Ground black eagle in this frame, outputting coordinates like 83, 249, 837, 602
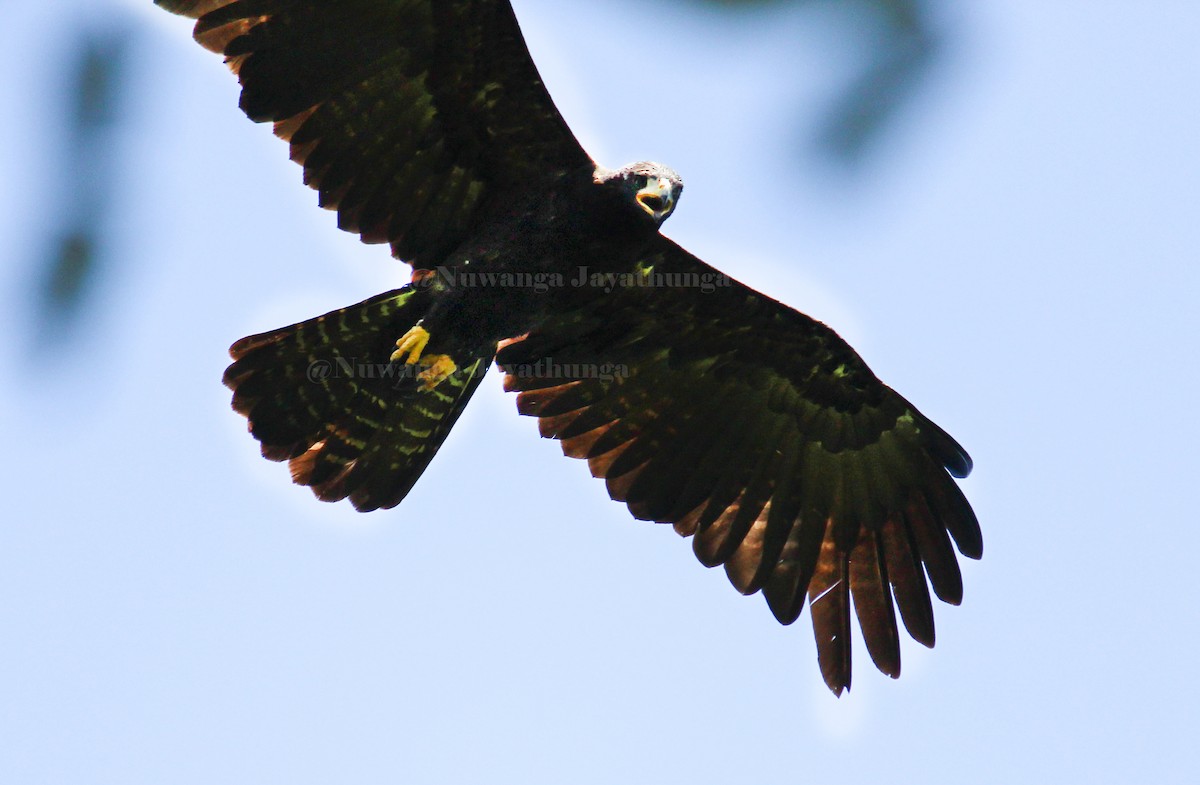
157, 0, 981, 694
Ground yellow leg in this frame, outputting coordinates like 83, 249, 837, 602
389, 324, 456, 390
391, 325, 430, 364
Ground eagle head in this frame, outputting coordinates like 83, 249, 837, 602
597, 162, 684, 227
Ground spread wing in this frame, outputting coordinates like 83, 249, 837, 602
156, 0, 592, 265
495, 238, 981, 694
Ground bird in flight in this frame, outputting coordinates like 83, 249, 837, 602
157, 0, 981, 695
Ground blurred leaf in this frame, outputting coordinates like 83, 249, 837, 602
695, 0, 945, 167
43, 232, 95, 312
816, 0, 940, 164
33, 23, 132, 346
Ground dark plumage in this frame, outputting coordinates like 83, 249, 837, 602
158, 0, 981, 694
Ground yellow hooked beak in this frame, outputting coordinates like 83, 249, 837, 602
635, 177, 676, 221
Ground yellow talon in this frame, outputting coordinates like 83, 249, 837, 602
391, 325, 430, 364
417, 354, 458, 391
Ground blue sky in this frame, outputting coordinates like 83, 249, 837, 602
2, 1, 1197, 783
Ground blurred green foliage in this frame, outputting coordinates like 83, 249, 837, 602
34, 24, 132, 345
702, 0, 942, 163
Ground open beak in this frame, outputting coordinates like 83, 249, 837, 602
636, 177, 676, 221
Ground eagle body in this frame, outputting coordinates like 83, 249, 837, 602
409, 163, 675, 351
159, 0, 982, 695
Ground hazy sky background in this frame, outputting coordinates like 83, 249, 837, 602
2, 1, 1197, 783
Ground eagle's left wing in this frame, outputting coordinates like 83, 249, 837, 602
496, 237, 980, 694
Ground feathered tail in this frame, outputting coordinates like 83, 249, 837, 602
222, 285, 492, 511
